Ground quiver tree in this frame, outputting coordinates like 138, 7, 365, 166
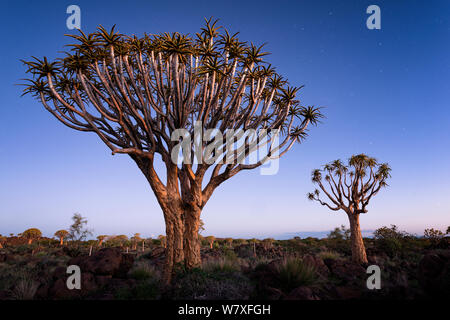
97, 235, 108, 247
131, 233, 142, 250
0, 235, 6, 248
21, 19, 322, 282
21, 228, 42, 245
115, 235, 129, 248
307, 154, 391, 264
54, 229, 69, 245
224, 238, 233, 248
205, 235, 215, 248
158, 235, 167, 248
262, 238, 274, 250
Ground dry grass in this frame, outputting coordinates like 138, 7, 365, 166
10, 275, 39, 300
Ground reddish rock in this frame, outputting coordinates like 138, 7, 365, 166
323, 258, 366, 282
95, 275, 113, 287
265, 287, 285, 300
68, 248, 134, 278
418, 251, 450, 297
48, 272, 98, 299
0, 290, 9, 299
286, 286, 319, 300
335, 286, 362, 300
303, 254, 329, 276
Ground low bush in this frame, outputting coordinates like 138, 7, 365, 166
275, 257, 318, 292
170, 267, 253, 299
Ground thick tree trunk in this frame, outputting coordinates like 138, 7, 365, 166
60, 238, 64, 246
28, 239, 32, 245
183, 205, 202, 269
161, 203, 185, 283
348, 213, 368, 264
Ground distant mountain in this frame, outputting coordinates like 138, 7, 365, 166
275, 229, 374, 240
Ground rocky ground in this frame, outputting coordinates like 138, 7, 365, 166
0, 237, 448, 300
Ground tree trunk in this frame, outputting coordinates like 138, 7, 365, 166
162, 205, 185, 284
60, 238, 64, 246
28, 239, 32, 245
183, 205, 202, 269
348, 213, 368, 264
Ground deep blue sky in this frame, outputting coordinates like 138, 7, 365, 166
0, 0, 449, 239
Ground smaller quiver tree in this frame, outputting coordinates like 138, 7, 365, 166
307, 154, 391, 264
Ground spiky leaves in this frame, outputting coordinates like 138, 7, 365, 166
21, 21, 322, 200
307, 154, 391, 214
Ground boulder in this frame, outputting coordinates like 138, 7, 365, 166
286, 286, 319, 300
418, 251, 450, 297
335, 286, 362, 300
323, 258, 366, 282
302, 254, 329, 276
48, 272, 97, 299
68, 248, 134, 278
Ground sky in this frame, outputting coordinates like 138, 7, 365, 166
0, 0, 449, 239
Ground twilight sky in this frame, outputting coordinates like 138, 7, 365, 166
0, 0, 449, 239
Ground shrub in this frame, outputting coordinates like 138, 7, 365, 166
327, 225, 350, 240
202, 258, 240, 273
115, 279, 160, 300
373, 225, 409, 240
373, 225, 412, 257
317, 250, 341, 260
10, 276, 39, 300
170, 268, 253, 299
423, 228, 445, 241
35, 251, 48, 258
129, 262, 159, 281
276, 257, 317, 292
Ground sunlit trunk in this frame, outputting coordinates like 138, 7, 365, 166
348, 213, 368, 264
162, 203, 185, 284
184, 206, 202, 269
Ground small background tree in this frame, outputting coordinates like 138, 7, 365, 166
97, 235, 108, 247
308, 154, 391, 264
54, 230, 69, 245
131, 233, 142, 250
21, 228, 42, 245
68, 213, 93, 246
205, 236, 215, 249
424, 228, 445, 243
0, 235, 6, 248
327, 225, 350, 241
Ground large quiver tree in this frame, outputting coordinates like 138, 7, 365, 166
21, 19, 322, 282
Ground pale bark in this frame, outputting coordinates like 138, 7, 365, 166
183, 205, 202, 269
348, 213, 368, 264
